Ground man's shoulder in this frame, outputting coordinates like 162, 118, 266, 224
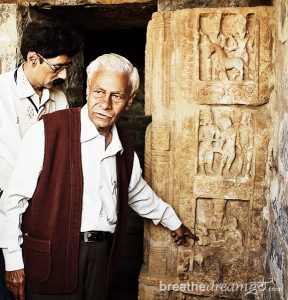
0, 70, 15, 86
44, 107, 80, 116
42, 107, 81, 123
0, 70, 17, 102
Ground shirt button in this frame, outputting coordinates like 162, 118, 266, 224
99, 185, 103, 190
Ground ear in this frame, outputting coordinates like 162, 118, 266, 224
126, 92, 136, 109
27, 51, 38, 67
86, 80, 91, 99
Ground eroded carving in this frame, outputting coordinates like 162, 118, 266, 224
199, 13, 257, 82
197, 12, 261, 105
197, 108, 254, 179
140, 6, 273, 299
193, 198, 247, 272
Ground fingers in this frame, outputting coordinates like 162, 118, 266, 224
171, 225, 199, 245
19, 284, 25, 300
171, 231, 188, 245
5, 269, 25, 300
188, 232, 200, 241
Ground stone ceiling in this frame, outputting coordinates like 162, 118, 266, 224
30, 3, 157, 29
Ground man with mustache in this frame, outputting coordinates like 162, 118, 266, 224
0, 53, 198, 300
0, 20, 81, 299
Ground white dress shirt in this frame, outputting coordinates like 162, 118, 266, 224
0, 65, 68, 193
0, 104, 181, 271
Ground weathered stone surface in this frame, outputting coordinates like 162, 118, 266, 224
158, 0, 272, 11
140, 6, 275, 299
17, 0, 153, 5
267, 1, 288, 299
276, 0, 288, 43
0, 4, 19, 73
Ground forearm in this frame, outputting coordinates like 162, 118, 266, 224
129, 178, 181, 230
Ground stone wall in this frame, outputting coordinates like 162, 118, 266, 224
158, 0, 272, 11
0, 4, 27, 73
266, 1, 288, 299
16, 0, 153, 5
139, 6, 275, 300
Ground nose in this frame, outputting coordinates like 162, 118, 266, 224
100, 94, 112, 110
57, 68, 67, 80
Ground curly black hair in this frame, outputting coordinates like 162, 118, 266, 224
20, 20, 82, 59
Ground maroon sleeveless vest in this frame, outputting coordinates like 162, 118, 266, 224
21, 108, 134, 294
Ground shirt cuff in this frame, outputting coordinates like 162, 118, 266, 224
159, 215, 182, 231
2, 248, 24, 271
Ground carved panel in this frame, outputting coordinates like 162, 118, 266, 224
196, 10, 272, 105
193, 198, 248, 271
140, 6, 274, 300
197, 108, 254, 179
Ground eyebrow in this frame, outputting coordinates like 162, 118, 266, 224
55, 62, 72, 66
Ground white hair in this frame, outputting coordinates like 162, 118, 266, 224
86, 53, 140, 95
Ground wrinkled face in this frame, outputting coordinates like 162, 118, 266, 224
31, 53, 72, 89
87, 68, 134, 136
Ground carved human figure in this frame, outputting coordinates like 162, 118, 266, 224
194, 223, 211, 267
221, 216, 244, 253
237, 112, 253, 177
217, 116, 237, 176
209, 199, 226, 230
198, 109, 220, 175
213, 14, 249, 81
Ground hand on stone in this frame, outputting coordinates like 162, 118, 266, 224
171, 224, 199, 246
5, 269, 25, 300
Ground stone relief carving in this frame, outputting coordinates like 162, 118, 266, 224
197, 12, 262, 105
199, 13, 257, 82
198, 108, 254, 179
140, 7, 273, 299
193, 198, 247, 273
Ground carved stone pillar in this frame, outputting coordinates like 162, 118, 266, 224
139, 6, 274, 299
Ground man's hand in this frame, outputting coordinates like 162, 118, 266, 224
171, 224, 199, 245
5, 269, 25, 300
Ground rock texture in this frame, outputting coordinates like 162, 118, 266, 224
266, 1, 288, 300
0, 4, 20, 73
140, 6, 275, 299
16, 0, 153, 5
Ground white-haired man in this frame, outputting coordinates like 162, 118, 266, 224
0, 53, 198, 300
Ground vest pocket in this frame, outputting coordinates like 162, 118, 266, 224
22, 235, 51, 283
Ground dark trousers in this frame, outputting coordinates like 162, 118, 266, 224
26, 239, 112, 300
0, 250, 14, 300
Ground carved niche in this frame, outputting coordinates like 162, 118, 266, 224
197, 11, 272, 105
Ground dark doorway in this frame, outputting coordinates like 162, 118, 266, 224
31, 3, 156, 299
84, 27, 149, 300
84, 27, 150, 166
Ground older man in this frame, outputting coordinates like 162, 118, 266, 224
0, 20, 81, 299
0, 53, 197, 300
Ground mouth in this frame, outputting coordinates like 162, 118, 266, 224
92, 110, 113, 120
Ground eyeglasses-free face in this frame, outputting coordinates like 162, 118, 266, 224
37, 53, 73, 73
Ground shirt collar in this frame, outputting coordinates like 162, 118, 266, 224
80, 104, 124, 154
16, 64, 51, 103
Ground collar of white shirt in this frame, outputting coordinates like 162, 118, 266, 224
16, 65, 51, 104
80, 104, 124, 155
